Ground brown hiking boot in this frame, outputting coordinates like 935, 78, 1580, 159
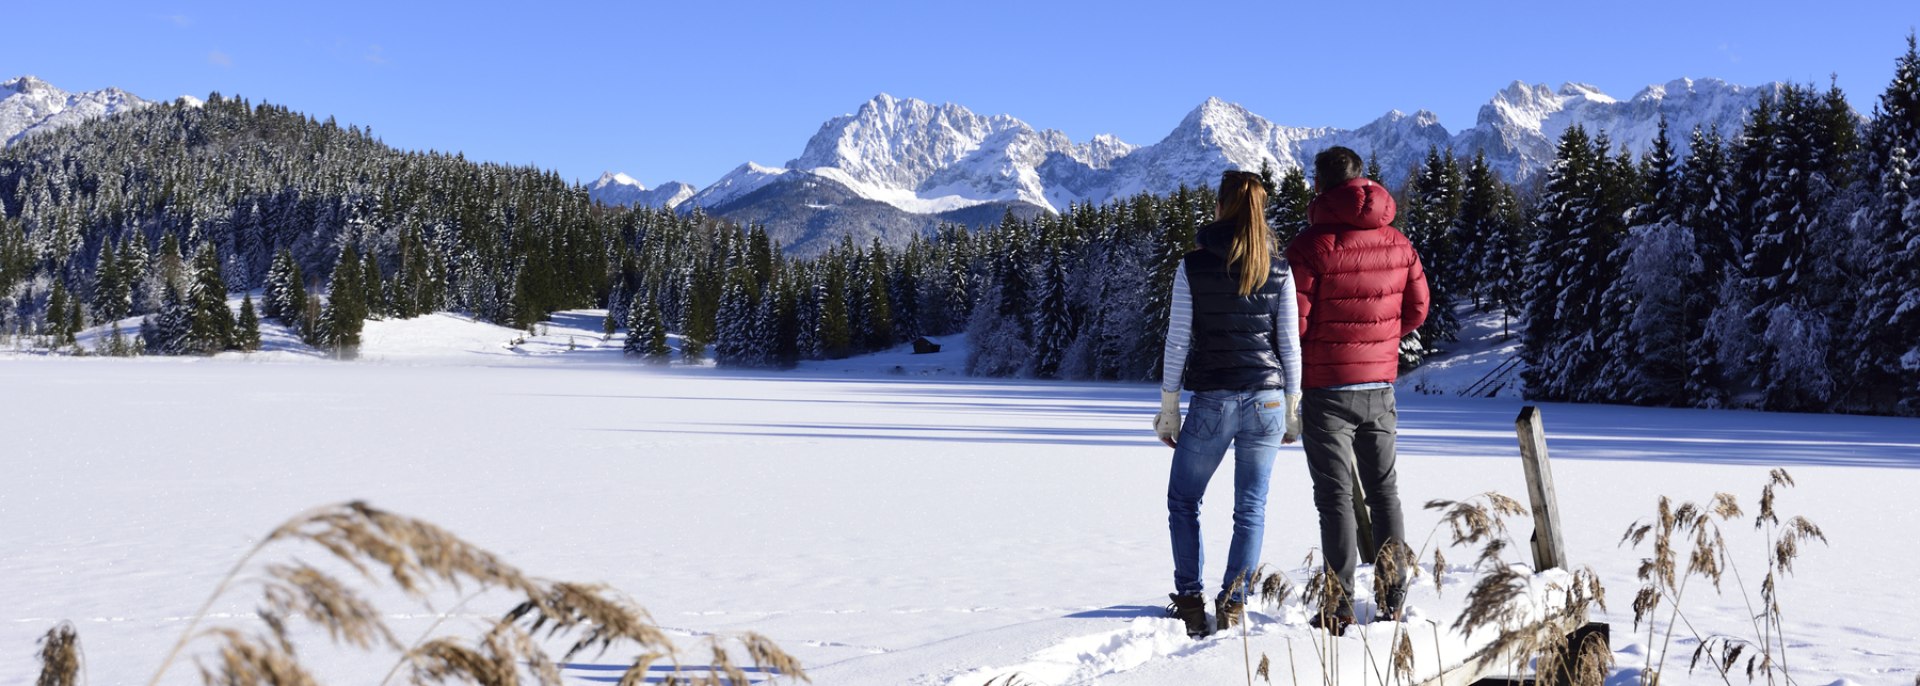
1165, 593, 1210, 638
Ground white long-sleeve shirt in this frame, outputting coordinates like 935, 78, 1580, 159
1160, 261, 1302, 395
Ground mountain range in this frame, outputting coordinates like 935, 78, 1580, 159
2, 74, 1782, 256
597, 78, 1779, 254
0, 75, 187, 146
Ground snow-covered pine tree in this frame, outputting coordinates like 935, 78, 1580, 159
185, 245, 235, 353
1454, 151, 1501, 309
889, 247, 921, 343
1269, 166, 1313, 248
1852, 32, 1920, 414
1678, 126, 1737, 407
45, 280, 74, 346
116, 235, 152, 317
92, 238, 131, 323
1401, 147, 1465, 365
236, 293, 261, 352
624, 290, 669, 364
864, 240, 894, 350
317, 245, 365, 354
713, 265, 756, 367
750, 283, 782, 368
262, 249, 289, 320
817, 260, 851, 359
362, 251, 387, 320
1031, 241, 1073, 379
1741, 84, 1858, 410
143, 282, 192, 355
1521, 125, 1599, 399
1600, 119, 1697, 406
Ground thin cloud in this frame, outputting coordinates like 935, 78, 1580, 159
364, 44, 388, 65
1718, 42, 1742, 64
207, 50, 233, 68
163, 14, 191, 28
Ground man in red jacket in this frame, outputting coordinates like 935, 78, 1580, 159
1283, 146, 1430, 630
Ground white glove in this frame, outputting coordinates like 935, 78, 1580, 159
1284, 392, 1303, 442
1154, 390, 1182, 447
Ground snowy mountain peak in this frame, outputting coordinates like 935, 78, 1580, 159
686, 162, 790, 210
594, 171, 645, 190
586, 170, 699, 209
3, 75, 54, 95
1557, 82, 1616, 103
3, 74, 153, 146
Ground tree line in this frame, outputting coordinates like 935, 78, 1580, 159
3, 35, 1915, 415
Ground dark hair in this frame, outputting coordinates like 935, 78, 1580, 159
1216, 170, 1271, 296
1313, 146, 1365, 189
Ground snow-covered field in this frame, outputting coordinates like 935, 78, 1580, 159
4, 312, 1919, 685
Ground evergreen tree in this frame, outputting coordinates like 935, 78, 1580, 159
143, 282, 192, 355
1521, 125, 1599, 399
625, 290, 670, 364
363, 252, 387, 319
817, 260, 851, 359
1455, 151, 1504, 309
1031, 241, 1073, 378
236, 293, 262, 351
1269, 166, 1314, 247
1680, 126, 1737, 406
46, 280, 74, 346
1599, 120, 1696, 405
1401, 147, 1465, 362
1853, 32, 1920, 414
92, 238, 131, 323
864, 241, 894, 349
1740, 84, 1858, 410
714, 266, 757, 367
185, 245, 235, 353
318, 245, 366, 354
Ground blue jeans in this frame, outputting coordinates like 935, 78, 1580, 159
1167, 388, 1286, 602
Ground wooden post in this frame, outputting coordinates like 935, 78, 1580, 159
1514, 406, 1567, 571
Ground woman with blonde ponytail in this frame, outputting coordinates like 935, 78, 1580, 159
1155, 169, 1303, 638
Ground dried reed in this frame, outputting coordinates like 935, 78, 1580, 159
131, 500, 805, 686
35, 622, 82, 686
1620, 469, 1824, 685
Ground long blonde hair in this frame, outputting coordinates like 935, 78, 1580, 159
1217, 170, 1271, 296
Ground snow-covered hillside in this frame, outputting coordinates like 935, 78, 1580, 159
5, 311, 1918, 685
1, 75, 153, 146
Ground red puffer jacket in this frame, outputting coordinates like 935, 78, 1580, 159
1283, 178, 1430, 389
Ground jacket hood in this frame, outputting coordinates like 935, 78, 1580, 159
1194, 220, 1236, 258
1307, 178, 1396, 230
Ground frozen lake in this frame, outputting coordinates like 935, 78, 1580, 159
4, 341, 1919, 684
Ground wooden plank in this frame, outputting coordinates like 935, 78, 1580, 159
1514, 406, 1568, 571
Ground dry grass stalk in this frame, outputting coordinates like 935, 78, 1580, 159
1621, 469, 1824, 685
1389, 632, 1414, 684
35, 622, 82, 686
258, 562, 399, 654
135, 501, 806, 686
407, 620, 560, 686
194, 628, 321, 686
1256, 652, 1272, 684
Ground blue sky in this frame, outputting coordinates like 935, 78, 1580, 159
4, 1, 1913, 188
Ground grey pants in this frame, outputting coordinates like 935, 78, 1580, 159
1301, 387, 1406, 607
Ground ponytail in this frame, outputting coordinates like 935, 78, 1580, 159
1217, 170, 1271, 296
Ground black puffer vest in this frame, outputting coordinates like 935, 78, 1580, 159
1182, 221, 1290, 392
